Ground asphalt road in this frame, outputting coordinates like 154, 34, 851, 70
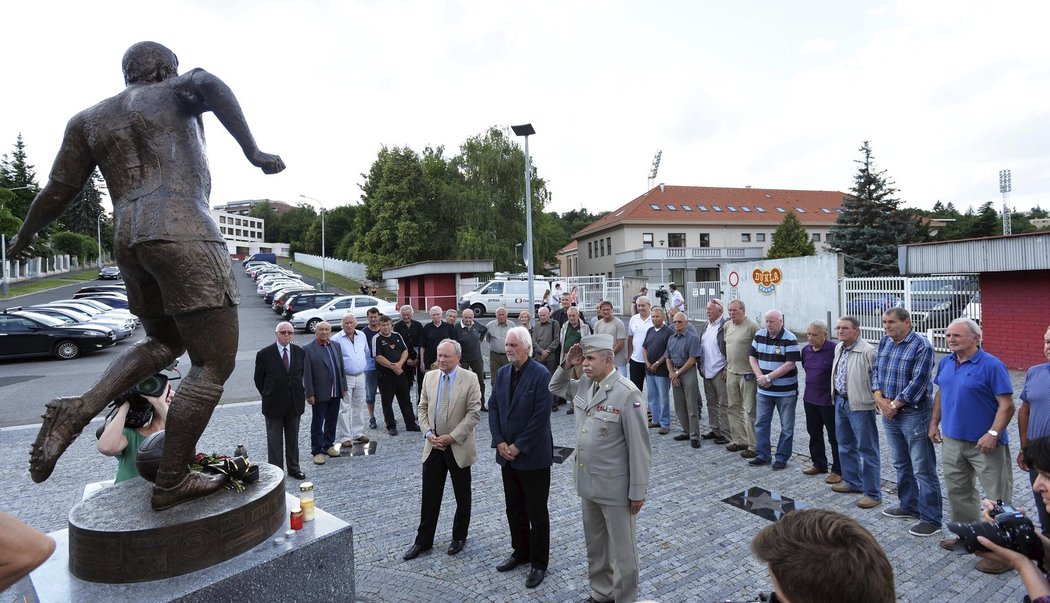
0, 262, 336, 428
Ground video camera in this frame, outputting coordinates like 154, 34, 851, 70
655, 286, 669, 308
947, 500, 1045, 571
95, 366, 181, 437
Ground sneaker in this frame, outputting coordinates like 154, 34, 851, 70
648, 422, 660, 429
939, 537, 959, 552
740, 449, 757, 459
658, 427, 669, 435
883, 506, 920, 519
369, 418, 378, 429
831, 483, 862, 494
909, 522, 941, 537
313, 454, 326, 465
771, 461, 787, 470
825, 472, 843, 484
856, 496, 881, 509
326, 446, 340, 458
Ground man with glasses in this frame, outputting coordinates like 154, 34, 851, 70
254, 322, 307, 479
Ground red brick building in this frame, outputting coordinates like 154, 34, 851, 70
899, 232, 1050, 370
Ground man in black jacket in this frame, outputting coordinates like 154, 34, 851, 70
254, 322, 307, 479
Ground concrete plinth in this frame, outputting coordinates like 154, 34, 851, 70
22, 494, 354, 602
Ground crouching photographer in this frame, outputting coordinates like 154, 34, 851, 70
963, 436, 1050, 602
97, 373, 175, 483
749, 508, 895, 603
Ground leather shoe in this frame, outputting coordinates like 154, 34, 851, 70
803, 466, 827, 475
496, 554, 526, 572
690, 440, 701, 449
740, 449, 757, 459
701, 432, 717, 440
713, 434, 730, 445
447, 539, 465, 555
288, 469, 306, 480
771, 461, 787, 470
525, 567, 546, 588
402, 543, 430, 561
939, 537, 959, 552
825, 472, 843, 484
673, 434, 690, 441
748, 458, 768, 466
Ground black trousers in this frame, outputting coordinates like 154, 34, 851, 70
378, 368, 418, 430
265, 409, 302, 472
804, 402, 841, 474
461, 358, 486, 402
309, 398, 339, 455
415, 447, 472, 547
500, 465, 550, 570
629, 360, 646, 391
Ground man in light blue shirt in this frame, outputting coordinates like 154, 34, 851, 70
333, 314, 370, 447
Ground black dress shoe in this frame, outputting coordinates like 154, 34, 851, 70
701, 432, 717, 440
713, 435, 730, 445
673, 434, 690, 441
525, 567, 546, 588
496, 554, 526, 572
403, 544, 431, 560
288, 469, 306, 480
690, 439, 701, 449
447, 539, 465, 555
407, 425, 421, 432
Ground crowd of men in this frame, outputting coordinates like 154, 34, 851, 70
254, 287, 1050, 598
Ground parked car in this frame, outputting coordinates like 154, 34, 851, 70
41, 300, 139, 326
0, 309, 116, 360
28, 305, 135, 340
72, 293, 130, 309
282, 292, 338, 320
267, 285, 313, 306
272, 288, 317, 314
76, 285, 127, 296
290, 295, 398, 333
242, 252, 277, 266
98, 266, 121, 280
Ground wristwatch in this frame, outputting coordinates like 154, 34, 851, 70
987, 429, 999, 437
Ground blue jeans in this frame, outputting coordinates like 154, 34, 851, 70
834, 395, 881, 500
754, 392, 797, 463
646, 374, 671, 428
365, 369, 378, 407
882, 404, 942, 526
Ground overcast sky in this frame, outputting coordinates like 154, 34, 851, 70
3, 1, 1048, 218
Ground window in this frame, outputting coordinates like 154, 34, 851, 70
606, 237, 611, 255
741, 206, 752, 212
588, 242, 592, 258
775, 207, 785, 213
697, 233, 710, 248
600, 239, 605, 256
821, 208, 833, 214
682, 204, 693, 211
795, 207, 806, 213
483, 282, 504, 295
697, 204, 709, 211
756, 233, 766, 242
642, 233, 654, 248
667, 204, 677, 211
728, 206, 738, 212
755, 206, 766, 213
667, 233, 686, 247
812, 233, 822, 242
741, 233, 751, 243
649, 204, 661, 210
712, 205, 723, 212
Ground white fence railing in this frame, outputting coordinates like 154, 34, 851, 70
292, 253, 368, 283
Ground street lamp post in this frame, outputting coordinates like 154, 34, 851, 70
511, 123, 536, 317
97, 211, 104, 269
299, 194, 327, 291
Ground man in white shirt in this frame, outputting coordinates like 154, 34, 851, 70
332, 314, 370, 448
669, 283, 686, 316
627, 295, 653, 393
699, 300, 730, 444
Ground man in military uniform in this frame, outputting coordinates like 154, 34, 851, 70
550, 334, 652, 603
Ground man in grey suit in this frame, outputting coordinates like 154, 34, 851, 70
303, 321, 347, 466
551, 334, 652, 603
403, 339, 482, 560
253, 321, 307, 480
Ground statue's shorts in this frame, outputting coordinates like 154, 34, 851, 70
116, 240, 241, 319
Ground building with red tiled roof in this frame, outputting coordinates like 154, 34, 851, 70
556, 240, 578, 277
574, 184, 850, 284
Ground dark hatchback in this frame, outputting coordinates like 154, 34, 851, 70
282, 292, 337, 320
0, 310, 117, 360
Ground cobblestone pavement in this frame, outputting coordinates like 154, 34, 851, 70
0, 365, 1034, 602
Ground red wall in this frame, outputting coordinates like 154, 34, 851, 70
396, 274, 458, 312
980, 271, 1050, 370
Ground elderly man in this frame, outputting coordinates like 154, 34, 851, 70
422, 306, 454, 373
560, 307, 593, 415
800, 320, 840, 482
724, 300, 761, 457
1019, 325, 1050, 535
489, 327, 553, 590
456, 308, 489, 405
403, 339, 482, 561
552, 292, 585, 328
254, 321, 306, 479
830, 317, 881, 509
666, 312, 703, 448
642, 307, 673, 434
931, 318, 1014, 572
446, 309, 459, 325
872, 307, 941, 537
627, 295, 653, 393
595, 301, 628, 378
303, 321, 347, 465
748, 309, 801, 470
373, 315, 420, 436
332, 314, 370, 449
551, 335, 651, 603
486, 307, 513, 377
394, 305, 424, 399
531, 306, 561, 388
700, 299, 730, 444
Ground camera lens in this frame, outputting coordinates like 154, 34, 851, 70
134, 374, 169, 397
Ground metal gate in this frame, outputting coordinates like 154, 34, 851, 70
564, 276, 626, 315
839, 275, 980, 351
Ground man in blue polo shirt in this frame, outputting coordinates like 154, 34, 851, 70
1019, 325, 1050, 536
748, 309, 801, 470
930, 318, 1014, 573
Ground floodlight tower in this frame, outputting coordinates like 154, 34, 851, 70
999, 169, 1012, 235
648, 150, 662, 190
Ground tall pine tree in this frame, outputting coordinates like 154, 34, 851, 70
827, 141, 923, 276
0, 134, 40, 219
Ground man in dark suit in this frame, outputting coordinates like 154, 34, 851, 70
254, 321, 307, 480
489, 326, 553, 590
303, 321, 347, 466
403, 338, 482, 561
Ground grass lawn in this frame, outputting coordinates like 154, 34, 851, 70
0, 268, 99, 300
278, 258, 395, 299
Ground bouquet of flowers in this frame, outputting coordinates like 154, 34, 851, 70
191, 451, 259, 492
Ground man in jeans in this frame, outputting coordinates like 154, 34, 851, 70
642, 308, 673, 435
748, 309, 801, 470
872, 307, 941, 537
830, 317, 881, 509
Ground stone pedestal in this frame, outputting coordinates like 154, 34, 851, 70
68, 464, 286, 583
21, 494, 354, 602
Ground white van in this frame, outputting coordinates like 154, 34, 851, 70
458, 278, 560, 318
